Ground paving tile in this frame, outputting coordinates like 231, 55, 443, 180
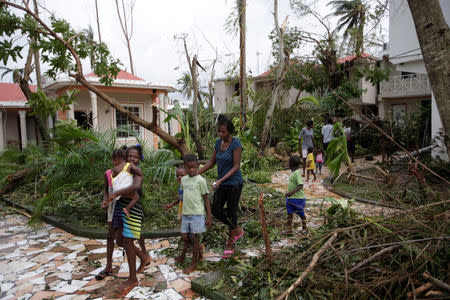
158, 265, 177, 281
54, 280, 89, 293
167, 278, 190, 293
2, 261, 37, 274
125, 286, 155, 299
29, 291, 66, 300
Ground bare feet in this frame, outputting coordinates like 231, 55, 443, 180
174, 253, 186, 263
183, 262, 196, 274
115, 279, 138, 297
136, 255, 151, 273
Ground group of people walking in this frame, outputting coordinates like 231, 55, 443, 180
97, 116, 353, 295
98, 115, 245, 296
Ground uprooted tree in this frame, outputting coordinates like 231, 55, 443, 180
0, 0, 189, 156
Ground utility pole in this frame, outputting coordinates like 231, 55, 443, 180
238, 0, 247, 129
256, 51, 261, 74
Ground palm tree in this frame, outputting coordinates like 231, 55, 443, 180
81, 25, 96, 70
328, 0, 366, 56
177, 72, 193, 100
0, 66, 25, 83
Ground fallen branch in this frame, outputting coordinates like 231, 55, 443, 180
407, 283, 433, 298
348, 245, 398, 274
276, 232, 338, 300
349, 173, 385, 183
423, 272, 450, 293
348, 236, 449, 252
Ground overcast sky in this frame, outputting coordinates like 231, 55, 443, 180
3, 0, 387, 100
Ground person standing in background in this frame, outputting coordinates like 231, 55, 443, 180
298, 120, 315, 176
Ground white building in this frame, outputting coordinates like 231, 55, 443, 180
0, 71, 180, 151
382, 0, 449, 161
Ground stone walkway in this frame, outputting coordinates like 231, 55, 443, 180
0, 162, 396, 299
0, 213, 216, 299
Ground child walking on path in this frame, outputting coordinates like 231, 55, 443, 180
126, 145, 149, 258
316, 148, 324, 175
284, 155, 308, 235
97, 148, 128, 280
306, 147, 317, 181
176, 154, 212, 274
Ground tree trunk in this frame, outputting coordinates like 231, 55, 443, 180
238, 0, 247, 129
115, 0, 135, 75
260, 0, 288, 151
30, 0, 50, 147
191, 56, 204, 159
407, 0, 450, 158
95, 0, 102, 43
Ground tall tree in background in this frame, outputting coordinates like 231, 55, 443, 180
32, 0, 42, 89
407, 0, 450, 158
94, 0, 102, 43
328, 0, 366, 55
180, 35, 205, 159
115, 0, 135, 74
260, 0, 289, 151
238, 0, 247, 128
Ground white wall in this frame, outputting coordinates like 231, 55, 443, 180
389, 0, 449, 160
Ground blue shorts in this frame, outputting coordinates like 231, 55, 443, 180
286, 198, 306, 217
181, 214, 205, 234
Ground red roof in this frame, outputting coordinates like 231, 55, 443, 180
85, 70, 145, 81
0, 83, 37, 102
337, 52, 372, 64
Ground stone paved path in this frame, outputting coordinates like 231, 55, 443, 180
0, 214, 210, 299
0, 161, 396, 299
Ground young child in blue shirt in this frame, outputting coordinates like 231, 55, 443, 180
284, 155, 308, 235
164, 166, 186, 220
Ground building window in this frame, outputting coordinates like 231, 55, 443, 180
115, 106, 141, 138
401, 71, 416, 79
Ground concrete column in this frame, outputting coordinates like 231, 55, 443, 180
89, 91, 98, 130
47, 115, 54, 137
18, 110, 27, 149
66, 90, 75, 120
0, 112, 5, 151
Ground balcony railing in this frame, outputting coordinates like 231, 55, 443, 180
380, 74, 430, 98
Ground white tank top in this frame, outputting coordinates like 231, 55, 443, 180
112, 162, 134, 200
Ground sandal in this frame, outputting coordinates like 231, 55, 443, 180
95, 270, 113, 280
222, 249, 234, 259
232, 230, 244, 244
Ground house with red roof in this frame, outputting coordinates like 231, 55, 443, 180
213, 53, 378, 119
0, 70, 179, 150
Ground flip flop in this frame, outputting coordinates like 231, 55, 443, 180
232, 230, 244, 244
114, 281, 138, 298
222, 249, 234, 259
95, 270, 113, 280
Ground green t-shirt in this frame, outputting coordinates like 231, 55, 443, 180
181, 175, 208, 215
287, 169, 305, 199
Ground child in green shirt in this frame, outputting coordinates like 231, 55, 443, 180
284, 155, 308, 235
175, 154, 212, 274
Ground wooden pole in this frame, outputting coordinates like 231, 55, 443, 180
238, 0, 247, 129
258, 192, 273, 262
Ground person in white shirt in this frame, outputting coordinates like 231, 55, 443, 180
321, 118, 334, 152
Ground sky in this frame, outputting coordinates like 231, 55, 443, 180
2, 0, 387, 100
